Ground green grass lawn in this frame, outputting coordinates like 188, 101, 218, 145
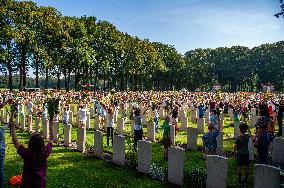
4, 129, 167, 188
1, 108, 282, 188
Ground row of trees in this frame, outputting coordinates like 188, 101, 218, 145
0, 0, 283, 92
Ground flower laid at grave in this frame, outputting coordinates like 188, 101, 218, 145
149, 163, 167, 182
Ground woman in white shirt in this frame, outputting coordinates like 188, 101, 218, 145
106, 107, 114, 146
27, 99, 33, 115
78, 105, 87, 128
63, 105, 70, 125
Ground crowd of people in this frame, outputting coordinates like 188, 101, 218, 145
0, 89, 283, 187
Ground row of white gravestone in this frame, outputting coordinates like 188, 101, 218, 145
207, 155, 282, 188
21, 111, 284, 168
135, 140, 282, 187
9, 109, 284, 186
8, 107, 284, 169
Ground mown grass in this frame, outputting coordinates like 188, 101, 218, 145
1, 108, 282, 188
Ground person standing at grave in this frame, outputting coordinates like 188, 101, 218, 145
62, 105, 70, 125
209, 109, 219, 130
254, 115, 272, 165
274, 98, 284, 136
100, 103, 107, 127
8, 117, 54, 188
106, 107, 114, 146
233, 107, 241, 134
234, 122, 250, 187
171, 105, 179, 134
202, 123, 219, 155
78, 104, 87, 128
27, 99, 33, 116
162, 115, 171, 161
209, 98, 216, 109
153, 105, 159, 133
133, 107, 148, 150
0, 123, 8, 188
197, 103, 205, 118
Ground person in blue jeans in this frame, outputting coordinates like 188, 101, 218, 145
0, 124, 8, 188
198, 103, 205, 118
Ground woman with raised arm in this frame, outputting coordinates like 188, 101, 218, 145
8, 114, 54, 188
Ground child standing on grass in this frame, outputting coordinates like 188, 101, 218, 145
234, 122, 250, 187
202, 123, 219, 155
0, 124, 8, 188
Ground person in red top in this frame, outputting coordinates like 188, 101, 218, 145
8, 117, 54, 188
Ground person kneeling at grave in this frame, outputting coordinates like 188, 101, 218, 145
8, 118, 54, 188
202, 123, 219, 155
234, 122, 250, 186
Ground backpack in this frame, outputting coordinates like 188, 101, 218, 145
8, 175, 22, 186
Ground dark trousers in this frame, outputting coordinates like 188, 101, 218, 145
257, 149, 268, 165
107, 127, 114, 146
277, 116, 283, 136
134, 129, 143, 149
0, 149, 5, 188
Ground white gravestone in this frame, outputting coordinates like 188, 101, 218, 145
197, 118, 205, 134
187, 127, 197, 150
94, 115, 100, 131
138, 140, 152, 174
180, 116, 188, 131
35, 117, 40, 134
27, 115, 33, 132
254, 164, 280, 188
77, 127, 86, 153
147, 121, 155, 142
272, 137, 284, 168
168, 147, 185, 186
113, 135, 125, 166
43, 119, 49, 139
93, 130, 103, 158
206, 155, 228, 188
64, 124, 72, 147
117, 118, 125, 136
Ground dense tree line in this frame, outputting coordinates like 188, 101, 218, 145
0, 0, 283, 92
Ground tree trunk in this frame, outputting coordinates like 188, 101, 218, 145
7, 65, 13, 91
67, 71, 71, 91
57, 71, 61, 90
19, 65, 22, 90
74, 71, 78, 91
45, 67, 48, 89
35, 59, 39, 88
